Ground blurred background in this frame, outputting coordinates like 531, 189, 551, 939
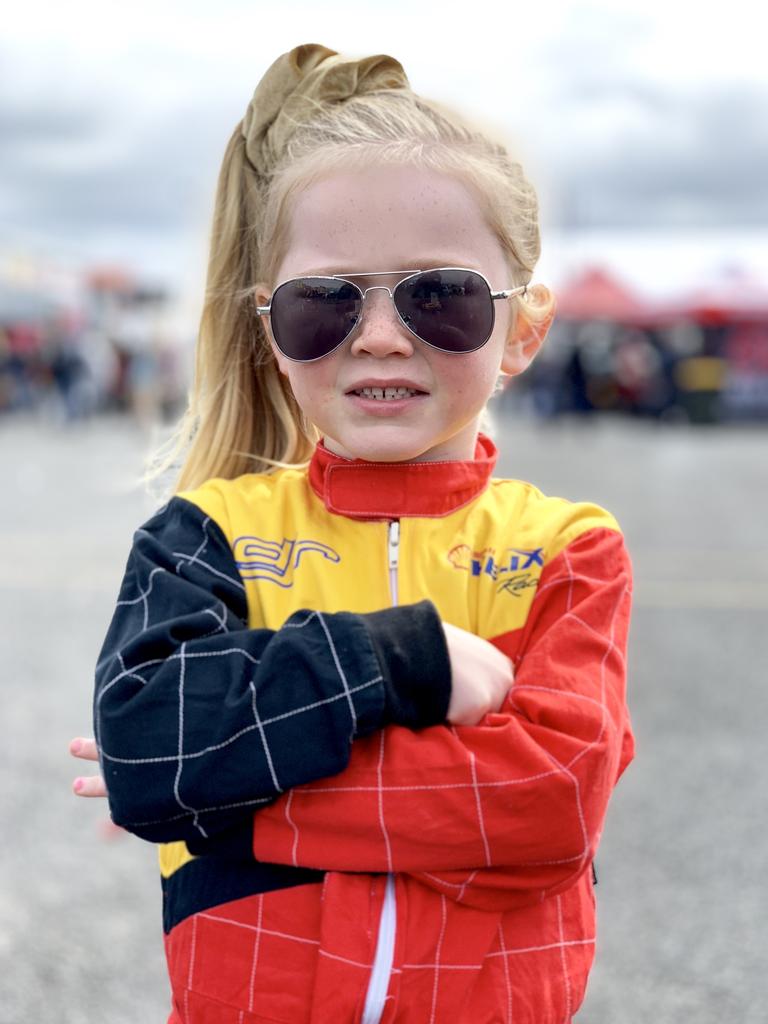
1, 2, 766, 1021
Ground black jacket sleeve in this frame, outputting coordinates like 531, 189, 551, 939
94, 496, 450, 845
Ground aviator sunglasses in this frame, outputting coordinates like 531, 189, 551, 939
257, 267, 528, 362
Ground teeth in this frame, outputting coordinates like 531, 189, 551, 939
357, 386, 418, 400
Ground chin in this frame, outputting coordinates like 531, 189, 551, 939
351, 442, 428, 464
326, 430, 434, 464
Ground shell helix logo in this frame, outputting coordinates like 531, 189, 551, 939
448, 544, 544, 597
233, 535, 341, 588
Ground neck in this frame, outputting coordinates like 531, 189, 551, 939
320, 415, 485, 465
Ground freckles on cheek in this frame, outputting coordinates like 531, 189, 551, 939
446, 358, 494, 400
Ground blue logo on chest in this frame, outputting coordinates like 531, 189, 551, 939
448, 544, 544, 585
233, 535, 341, 587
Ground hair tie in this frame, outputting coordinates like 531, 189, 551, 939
241, 43, 410, 176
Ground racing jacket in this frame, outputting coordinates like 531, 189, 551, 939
94, 433, 634, 1024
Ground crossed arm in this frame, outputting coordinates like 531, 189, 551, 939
74, 496, 511, 844
74, 503, 632, 910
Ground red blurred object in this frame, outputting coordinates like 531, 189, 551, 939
662, 273, 768, 326
6, 322, 43, 354
86, 265, 134, 293
555, 267, 651, 323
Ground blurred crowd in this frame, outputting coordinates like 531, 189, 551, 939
0, 275, 188, 427
1, 265, 767, 428
513, 317, 757, 424
507, 268, 768, 424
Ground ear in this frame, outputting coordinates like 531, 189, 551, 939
254, 284, 290, 377
499, 302, 554, 377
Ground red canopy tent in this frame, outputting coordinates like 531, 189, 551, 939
660, 272, 768, 326
554, 267, 651, 324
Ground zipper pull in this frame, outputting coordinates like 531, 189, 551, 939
388, 520, 400, 570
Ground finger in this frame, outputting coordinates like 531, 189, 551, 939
73, 775, 108, 798
100, 820, 126, 839
69, 737, 99, 762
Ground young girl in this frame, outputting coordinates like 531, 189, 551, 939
71, 43, 634, 1024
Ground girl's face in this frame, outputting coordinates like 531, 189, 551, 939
261, 164, 542, 463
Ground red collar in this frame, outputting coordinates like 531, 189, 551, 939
308, 434, 497, 520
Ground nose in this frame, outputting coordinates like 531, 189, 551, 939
348, 286, 415, 359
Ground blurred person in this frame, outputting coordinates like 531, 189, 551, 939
76, 322, 120, 415
572, 321, 618, 413
517, 319, 573, 418
656, 319, 705, 421
4, 319, 43, 411
42, 311, 93, 423
111, 291, 165, 428
70, 44, 634, 1024
721, 320, 768, 419
563, 338, 593, 414
662, 319, 726, 424
612, 327, 668, 418
673, 354, 727, 424
0, 325, 13, 411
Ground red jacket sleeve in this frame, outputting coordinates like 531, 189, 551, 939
251, 527, 634, 909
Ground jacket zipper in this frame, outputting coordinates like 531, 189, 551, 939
360, 520, 400, 1024
387, 519, 400, 605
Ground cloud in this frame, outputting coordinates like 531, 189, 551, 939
543, 83, 768, 228
0, 74, 236, 245
1, 1, 766, 292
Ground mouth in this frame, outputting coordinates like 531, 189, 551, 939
350, 385, 426, 402
345, 379, 430, 403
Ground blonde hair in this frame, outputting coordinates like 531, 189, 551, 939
149, 47, 553, 493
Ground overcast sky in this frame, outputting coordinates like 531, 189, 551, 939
2, 0, 767, 299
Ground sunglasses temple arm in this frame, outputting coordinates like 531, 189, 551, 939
491, 285, 528, 300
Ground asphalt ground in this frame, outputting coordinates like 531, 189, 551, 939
1, 411, 766, 1023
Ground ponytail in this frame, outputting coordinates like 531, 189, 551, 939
147, 121, 317, 493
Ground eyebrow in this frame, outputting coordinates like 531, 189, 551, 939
293, 260, 483, 277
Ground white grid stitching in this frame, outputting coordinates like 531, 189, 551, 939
556, 895, 573, 1022
484, 937, 595, 957
115, 565, 165, 631
173, 643, 206, 838
247, 895, 263, 1013
400, 935, 596, 970
184, 914, 198, 1022
98, 677, 383, 765
175, 514, 211, 575
171, 549, 246, 591
428, 895, 448, 1024
497, 923, 513, 1024
285, 790, 300, 867
315, 610, 358, 730
249, 679, 282, 793
198, 912, 321, 947
469, 749, 492, 867
377, 730, 394, 872
289, 770, 562, 794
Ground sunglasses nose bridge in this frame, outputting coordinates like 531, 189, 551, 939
348, 284, 415, 356
358, 283, 396, 305
356, 283, 404, 325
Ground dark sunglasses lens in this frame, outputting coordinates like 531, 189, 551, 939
270, 278, 361, 361
395, 270, 494, 353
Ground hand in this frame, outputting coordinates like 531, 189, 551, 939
442, 622, 514, 726
70, 737, 107, 798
